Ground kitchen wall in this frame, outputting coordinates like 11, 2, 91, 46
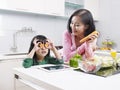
0, 12, 67, 54
96, 0, 120, 50
0, 0, 120, 54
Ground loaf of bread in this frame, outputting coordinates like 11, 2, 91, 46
80, 31, 99, 43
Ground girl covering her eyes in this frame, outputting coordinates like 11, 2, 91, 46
37, 40, 49, 49
23, 35, 63, 68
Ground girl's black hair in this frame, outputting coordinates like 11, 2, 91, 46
28, 35, 50, 65
67, 9, 95, 36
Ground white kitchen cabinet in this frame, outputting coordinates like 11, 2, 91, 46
0, 0, 99, 19
65, 0, 84, 17
0, 58, 24, 90
65, 0, 99, 20
15, 78, 45, 90
15, 79, 35, 90
44, 0, 65, 16
0, 0, 65, 16
6, 0, 45, 14
84, 0, 99, 20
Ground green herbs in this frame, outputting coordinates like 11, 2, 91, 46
69, 53, 82, 68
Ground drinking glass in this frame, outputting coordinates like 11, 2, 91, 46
110, 50, 117, 67
110, 50, 117, 59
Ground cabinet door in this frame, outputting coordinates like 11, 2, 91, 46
84, 0, 99, 20
0, 0, 65, 16
65, 0, 84, 17
44, 0, 65, 16
0, 59, 23, 90
6, 0, 45, 13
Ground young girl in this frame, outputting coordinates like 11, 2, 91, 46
63, 9, 98, 62
23, 35, 63, 68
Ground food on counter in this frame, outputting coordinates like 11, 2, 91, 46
69, 59, 79, 68
79, 55, 116, 73
79, 57, 102, 73
110, 50, 117, 59
100, 47, 112, 50
94, 55, 114, 68
70, 53, 120, 72
102, 60, 114, 67
96, 67, 115, 77
116, 57, 120, 66
69, 53, 82, 68
102, 41, 114, 45
81, 61, 96, 72
80, 31, 99, 43
117, 57, 120, 63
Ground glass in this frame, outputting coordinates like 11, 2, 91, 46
110, 50, 117, 59
110, 50, 117, 67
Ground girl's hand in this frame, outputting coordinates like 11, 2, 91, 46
33, 39, 40, 51
27, 38, 39, 58
47, 38, 62, 59
47, 39, 55, 50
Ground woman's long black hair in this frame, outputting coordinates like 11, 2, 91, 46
67, 9, 95, 36
28, 35, 50, 65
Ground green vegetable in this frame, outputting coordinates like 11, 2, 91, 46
96, 67, 115, 77
69, 53, 82, 68
73, 53, 82, 60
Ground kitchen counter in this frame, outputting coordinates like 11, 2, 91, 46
0, 54, 27, 60
95, 50, 120, 56
0, 50, 119, 60
14, 64, 120, 90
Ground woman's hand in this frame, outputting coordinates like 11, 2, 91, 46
86, 34, 98, 51
87, 34, 98, 43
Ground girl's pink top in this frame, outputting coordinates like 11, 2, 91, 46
62, 31, 95, 62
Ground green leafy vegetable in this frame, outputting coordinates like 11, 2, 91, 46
69, 53, 82, 68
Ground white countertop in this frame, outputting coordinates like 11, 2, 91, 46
14, 64, 120, 90
0, 54, 27, 60
95, 50, 120, 56
0, 50, 119, 60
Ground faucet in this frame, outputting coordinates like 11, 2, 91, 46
10, 27, 36, 52
10, 32, 17, 52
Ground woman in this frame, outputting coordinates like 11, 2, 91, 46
63, 9, 98, 62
